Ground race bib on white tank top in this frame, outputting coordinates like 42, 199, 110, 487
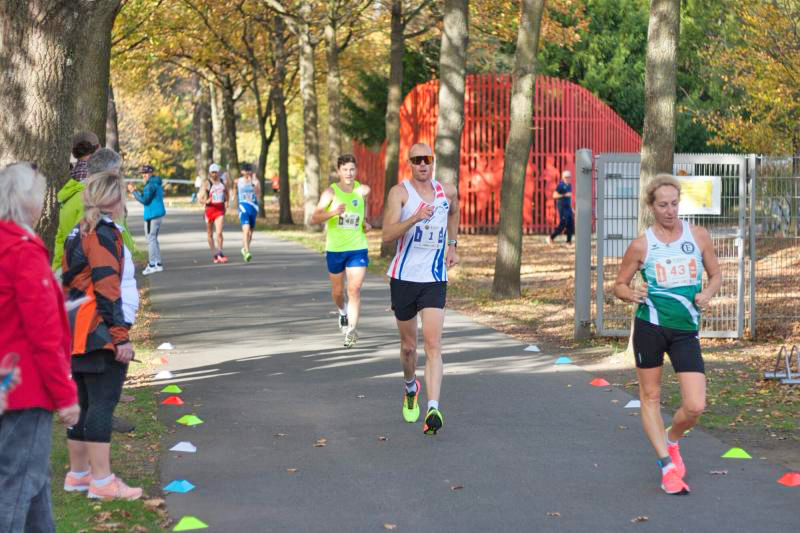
387, 179, 450, 282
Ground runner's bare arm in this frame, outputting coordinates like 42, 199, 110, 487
310, 188, 341, 224
254, 179, 262, 203
444, 183, 459, 267
613, 235, 648, 303
361, 184, 372, 232
198, 182, 209, 204
692, 226, 722, 309
382, 184, 424, 243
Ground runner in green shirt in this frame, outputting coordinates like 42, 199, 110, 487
310, 155, 371, 348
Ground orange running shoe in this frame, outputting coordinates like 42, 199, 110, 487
63, 472, 91, 492
661, 467, 690, 495
87, 475, 143, 501
667, 443, 686, 479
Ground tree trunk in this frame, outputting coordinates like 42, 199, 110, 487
253, 80, 275, 219
325, 17, 342, 183
273, 16, 293, 225
380, 0, 405, 257
434, 0, 468, 190
106, 83, 121, 152
73, 0, 121, 146
0, 1, 90, 252
210, 82, 224, 166
192, 83, 212, 182
491, 0, 546, 298
639, 0, 680, 231
221, 75, 241, 211
298, 2, 322, 231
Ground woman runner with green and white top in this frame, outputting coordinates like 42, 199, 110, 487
311, 154, 371, 348
614, 174, 721, 496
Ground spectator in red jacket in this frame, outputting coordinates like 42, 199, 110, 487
0, 162, 80, 533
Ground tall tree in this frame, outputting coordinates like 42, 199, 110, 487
0, 0, 98, 250
433, 0, 468, 189
192, 82, 213, 183
106, 84, 122, 152
73, 0, 123, 144
324, 0, 371, 180
271, 15, 294, 225
265, 0, 324, 230
380, 0, 438, 256
491, 0, 546, 298
639, 0, 680, 230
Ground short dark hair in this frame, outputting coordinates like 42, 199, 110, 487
72, 131, 100, 159
337, 154, 356, 169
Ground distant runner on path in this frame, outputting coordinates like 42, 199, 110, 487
311, 154, 371, 348
199, 163, 228, 263
235, 162, 261, 263
382, 142, 459, 435
614, 174, 721, 495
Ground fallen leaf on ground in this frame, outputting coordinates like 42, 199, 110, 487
94, 512, 113, 523
631, 516, 648, 523
314, 437, 327, 447
546, 512, 560, 517
287, 468, 298, 473
378, 436, 389, 441
119, 394, 135, 403
273, 433, 288, 437
383, 524, 397, 530
131, 526, 148, 533
450, 485, 463, 491
143, 498, 164, 509
356, 394, 366, 399
708, 470, 728, 475
618, 425, 629, 430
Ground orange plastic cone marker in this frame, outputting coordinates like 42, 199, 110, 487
161, 396, 184, 406
589, 378, 610, 387
777, 473, 800, 487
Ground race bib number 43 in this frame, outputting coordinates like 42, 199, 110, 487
337, 213, 360, 229
655, 257, 697, 288
414, 224, 444, 250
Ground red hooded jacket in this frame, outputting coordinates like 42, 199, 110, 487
0, 220, 77, 412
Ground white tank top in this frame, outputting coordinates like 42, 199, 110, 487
387, 179, 450, 282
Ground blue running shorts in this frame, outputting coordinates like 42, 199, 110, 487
239, 203, 257, 227
326, 249, 369, 274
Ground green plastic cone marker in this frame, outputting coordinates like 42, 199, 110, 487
161, 385, 183, 394
173, 516, 209, 531
721, 447, 752, 459
176, 415, 204, 426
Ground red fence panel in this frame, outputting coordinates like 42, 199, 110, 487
353, 74, 641, 233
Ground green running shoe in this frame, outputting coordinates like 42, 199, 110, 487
402, 380, 420, 423
423, 407, 443, 435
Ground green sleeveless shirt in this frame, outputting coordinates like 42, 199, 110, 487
325, 181, 368, 252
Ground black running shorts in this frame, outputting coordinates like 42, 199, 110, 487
389, 278, 446, 321
632, 318, 704, 373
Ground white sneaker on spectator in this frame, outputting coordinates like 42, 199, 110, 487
142, 264, 158, 276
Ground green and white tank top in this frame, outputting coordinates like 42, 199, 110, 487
325, 181, 368, 252
636, 220, 704, 331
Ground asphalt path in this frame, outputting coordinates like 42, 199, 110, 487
128, 204, 797, 532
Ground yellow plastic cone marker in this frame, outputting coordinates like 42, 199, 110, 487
176, 415, 204, 426
173, 516, 208, 531
721, 447, 751, 459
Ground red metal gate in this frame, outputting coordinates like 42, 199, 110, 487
354, 74, 641, 233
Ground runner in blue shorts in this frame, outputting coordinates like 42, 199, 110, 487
235, 163, 260, 262
311, 154, 371, 348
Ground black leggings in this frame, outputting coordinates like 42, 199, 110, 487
66, 351, 127, 443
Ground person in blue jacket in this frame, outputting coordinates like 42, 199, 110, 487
128, 165, 166, 275
547, 170, 574, 245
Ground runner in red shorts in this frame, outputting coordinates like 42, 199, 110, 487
200, 163, 228, 263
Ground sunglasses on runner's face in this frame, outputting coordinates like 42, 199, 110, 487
409, 155, 433, 165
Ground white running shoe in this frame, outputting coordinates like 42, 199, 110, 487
142, 264, 158, 276
344, 327, 358, 348
153, 263, 164, 273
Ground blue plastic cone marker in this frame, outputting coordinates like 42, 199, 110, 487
721, 447, 752, 459
554, 357, 573, 365
173, 516, 208, 531
624, 400, 641, 408
169, 441, 197, 453
524, 345, 541, 352
164, 480, 195, 493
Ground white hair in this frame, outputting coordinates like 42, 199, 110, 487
87, 147, 122, 175
0, 163, 46, 228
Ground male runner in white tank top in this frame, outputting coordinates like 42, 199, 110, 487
382, 142, 459, 435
